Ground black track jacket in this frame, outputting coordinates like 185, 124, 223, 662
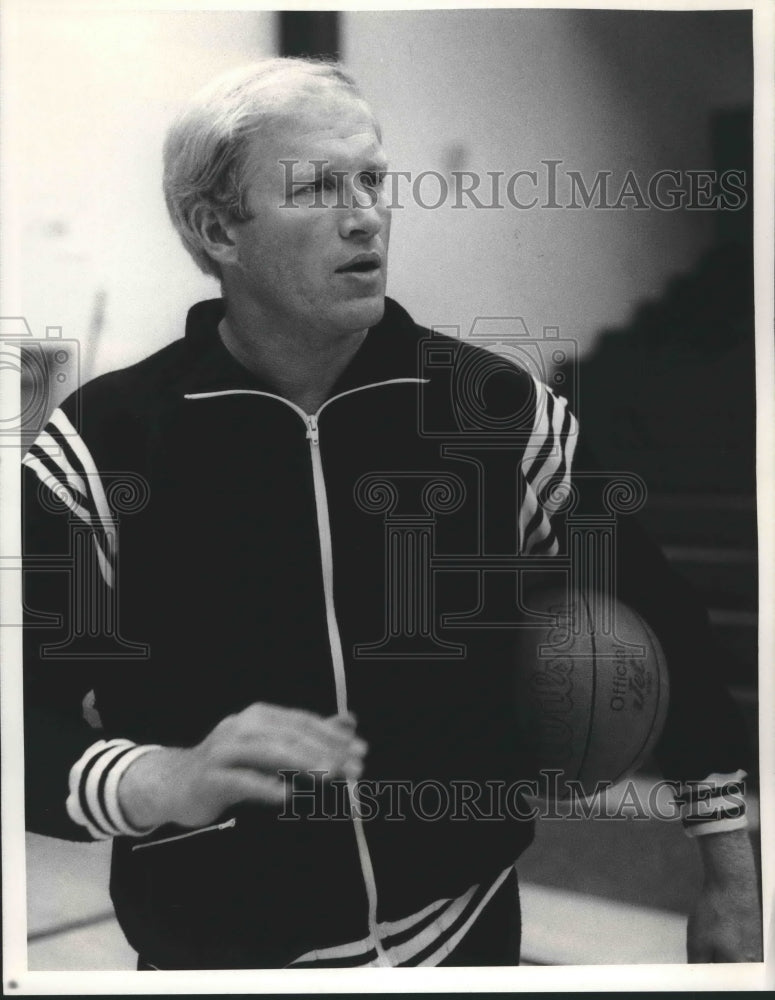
23, 297, 749, 968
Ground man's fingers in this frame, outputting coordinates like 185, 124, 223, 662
236, 704, 363, 751
327, 712, 357, 730
220, 730, 367, 776
225, 768, 288, 806
222, 761, 364, 809
205, 703, 368, 791
241, 718, 367, 759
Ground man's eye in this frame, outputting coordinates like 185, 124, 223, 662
359, 171, 386, 190
294, 177, 339, 195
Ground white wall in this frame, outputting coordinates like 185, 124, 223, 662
343, 9, 751, 355
4, 7, 751, 383
8, 5, 273, 381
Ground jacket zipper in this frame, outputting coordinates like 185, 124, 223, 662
304, 411, 391, 967
132, 817, 237, 851
185, 378, 427, 967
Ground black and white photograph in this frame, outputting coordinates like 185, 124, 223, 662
1, 0, 772, 992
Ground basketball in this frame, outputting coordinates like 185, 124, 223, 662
514, 589, 670, 799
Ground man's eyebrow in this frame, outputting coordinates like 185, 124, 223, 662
289, 157, 389, 180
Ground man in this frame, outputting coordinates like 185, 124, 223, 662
23, 57, 761, 968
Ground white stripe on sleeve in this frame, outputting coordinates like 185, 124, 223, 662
678, 769, 749, 837
34, 430, 89, 496
519, 379, 578, 554
48, 408, 116, 556
22, 455, 94, 528
66, 739, 162, 839
288, 866, 514, 968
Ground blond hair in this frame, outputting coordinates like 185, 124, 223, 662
163, 58, 374, 277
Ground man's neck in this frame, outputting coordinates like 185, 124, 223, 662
219, 304, 368, 415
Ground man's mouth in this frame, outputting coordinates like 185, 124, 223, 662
336, 253, 382, 274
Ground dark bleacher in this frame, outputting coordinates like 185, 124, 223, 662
566, 195, 758, 769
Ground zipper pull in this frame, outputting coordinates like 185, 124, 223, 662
306, 414, 319, 445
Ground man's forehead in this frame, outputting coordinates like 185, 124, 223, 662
249, 90, 384, 174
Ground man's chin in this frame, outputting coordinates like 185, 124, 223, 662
335, 293, 386, 333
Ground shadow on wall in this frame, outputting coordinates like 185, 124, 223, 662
569, 107, 754, 496
572, 239, 755, 494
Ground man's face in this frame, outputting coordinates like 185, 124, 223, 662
223, 88, 391, 339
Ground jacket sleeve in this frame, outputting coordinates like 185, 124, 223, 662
523, 382, 751, 831
22, 398, 156, 841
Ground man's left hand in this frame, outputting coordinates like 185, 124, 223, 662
687, 828, 762, 962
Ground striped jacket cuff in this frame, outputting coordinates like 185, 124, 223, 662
675, 770, 749, 838
66, 739, 163, 840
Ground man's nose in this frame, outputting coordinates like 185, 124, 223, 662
338, 188, 387, 240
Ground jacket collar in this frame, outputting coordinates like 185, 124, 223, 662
177, 296, 425, 398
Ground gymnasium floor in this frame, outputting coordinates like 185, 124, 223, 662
24, 775, 761, 970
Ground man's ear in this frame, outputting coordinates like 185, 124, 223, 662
192, 204, 240, 268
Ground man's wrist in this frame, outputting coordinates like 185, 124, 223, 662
694, 828, 759, 904
66, 740, 165, 839
117, 745, 183, 832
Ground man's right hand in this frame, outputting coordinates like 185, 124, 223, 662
118, 703, 367, 831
